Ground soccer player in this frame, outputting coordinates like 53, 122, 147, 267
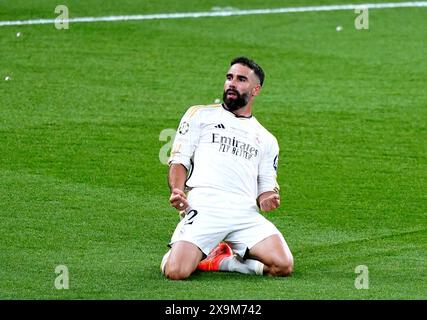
161, 57, 294, 280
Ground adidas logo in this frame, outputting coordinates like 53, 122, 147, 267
214, 124, 225, 129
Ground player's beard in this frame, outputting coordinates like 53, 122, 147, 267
223, 89, 250, 112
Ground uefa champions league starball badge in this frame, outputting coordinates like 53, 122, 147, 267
178, 122, 189, 135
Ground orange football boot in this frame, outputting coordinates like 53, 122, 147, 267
197, 242, 233, 271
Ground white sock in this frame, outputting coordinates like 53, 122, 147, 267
219, 256, 264, 275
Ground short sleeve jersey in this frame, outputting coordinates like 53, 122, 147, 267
169, 104, 280, 209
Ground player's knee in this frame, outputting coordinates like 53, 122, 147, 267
281, 261, 294, 276
164, 262, 192, 280
269, 258, 293, 277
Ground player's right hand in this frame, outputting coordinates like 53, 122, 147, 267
169, 188, 189, 211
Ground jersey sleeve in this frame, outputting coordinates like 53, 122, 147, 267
257, 136, 280, 197
168, 106, 201, 170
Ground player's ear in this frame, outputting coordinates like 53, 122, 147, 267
252, 83, 262, 97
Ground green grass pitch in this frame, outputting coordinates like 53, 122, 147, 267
0, 0, 426, 299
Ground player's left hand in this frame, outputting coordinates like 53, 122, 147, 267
259, 193, 280, 212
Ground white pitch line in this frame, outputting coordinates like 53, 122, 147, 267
0, 1, 426, 27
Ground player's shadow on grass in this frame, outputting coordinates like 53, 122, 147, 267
147, 263, 295, 282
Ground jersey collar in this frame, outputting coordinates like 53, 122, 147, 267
221, 104, 253, 119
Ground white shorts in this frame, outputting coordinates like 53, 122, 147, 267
169, 204, 286, 257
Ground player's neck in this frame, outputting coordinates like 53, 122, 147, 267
223, 103, 252, 118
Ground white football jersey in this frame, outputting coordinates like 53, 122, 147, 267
169, 104, 280, 211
